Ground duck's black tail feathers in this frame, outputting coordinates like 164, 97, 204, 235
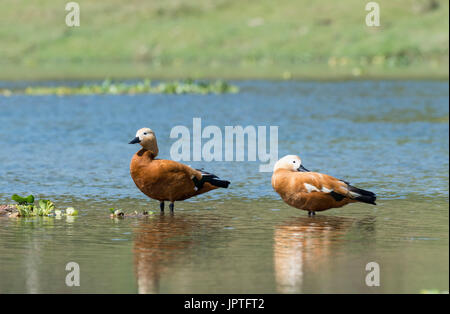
194, 169, 230, 189
207, 177, 230, 188
349, 185, 376, 205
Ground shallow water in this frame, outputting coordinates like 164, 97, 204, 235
0, 80, 448, 293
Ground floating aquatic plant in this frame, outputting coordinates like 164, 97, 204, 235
11, 194, 34, 205
109, 207, 124, 218
10, 194, 78, 218
15, 204, 35, 217
1, 79, 239, 96
109, 207, 153, 218
52, 207, 78, 218
65, 207, 79, 216
36, 200, 55, 216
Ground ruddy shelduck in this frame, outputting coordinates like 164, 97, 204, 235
272, 155, 376, 216
129, 128, 230, 212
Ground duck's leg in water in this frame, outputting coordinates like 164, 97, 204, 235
308, 211, 316, 217
169, 202, 174, 212
160, 201, 164, 212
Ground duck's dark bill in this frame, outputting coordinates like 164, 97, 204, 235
129, 137, 140, 144
298, 165, 310, 172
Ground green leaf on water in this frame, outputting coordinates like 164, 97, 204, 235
26, 195, 34, 204
12, 194, 34, 205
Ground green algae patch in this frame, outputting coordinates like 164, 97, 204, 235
2, 79, 239, 96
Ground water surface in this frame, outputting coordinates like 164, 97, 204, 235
0, 80, 448, 293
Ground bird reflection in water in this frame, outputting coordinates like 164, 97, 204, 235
274, 215, 366, 293
133, 212, 219, 294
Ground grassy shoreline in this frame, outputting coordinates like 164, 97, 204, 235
1, 0, 448, 81
1, 62, 448, 81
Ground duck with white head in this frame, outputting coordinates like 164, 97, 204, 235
272, 155, 376, 216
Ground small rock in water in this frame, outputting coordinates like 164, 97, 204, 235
8, 212, 20, 218
0, 204, 18, 217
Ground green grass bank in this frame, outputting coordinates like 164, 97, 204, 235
1, 0, 448, 80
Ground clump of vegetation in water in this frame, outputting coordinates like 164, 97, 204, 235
109, 207, 153, 219
10, 194, 78, 218
109, 208, 125, 218
2, 79, 239, 96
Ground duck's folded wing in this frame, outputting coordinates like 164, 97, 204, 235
194, 168, 230, 189
294, 172, 350, 201
195, 168, 219, 179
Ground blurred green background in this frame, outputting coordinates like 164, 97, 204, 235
0, 0, 448, 80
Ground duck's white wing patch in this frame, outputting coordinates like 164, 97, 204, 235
321, 186, 333, 193
304, 183, 320, 193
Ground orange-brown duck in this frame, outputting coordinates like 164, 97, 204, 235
272, 155, 376, 216
129, 128, 230, 212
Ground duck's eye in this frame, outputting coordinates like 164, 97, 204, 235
293, 161, 296, 163
143, 133, 147, 135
